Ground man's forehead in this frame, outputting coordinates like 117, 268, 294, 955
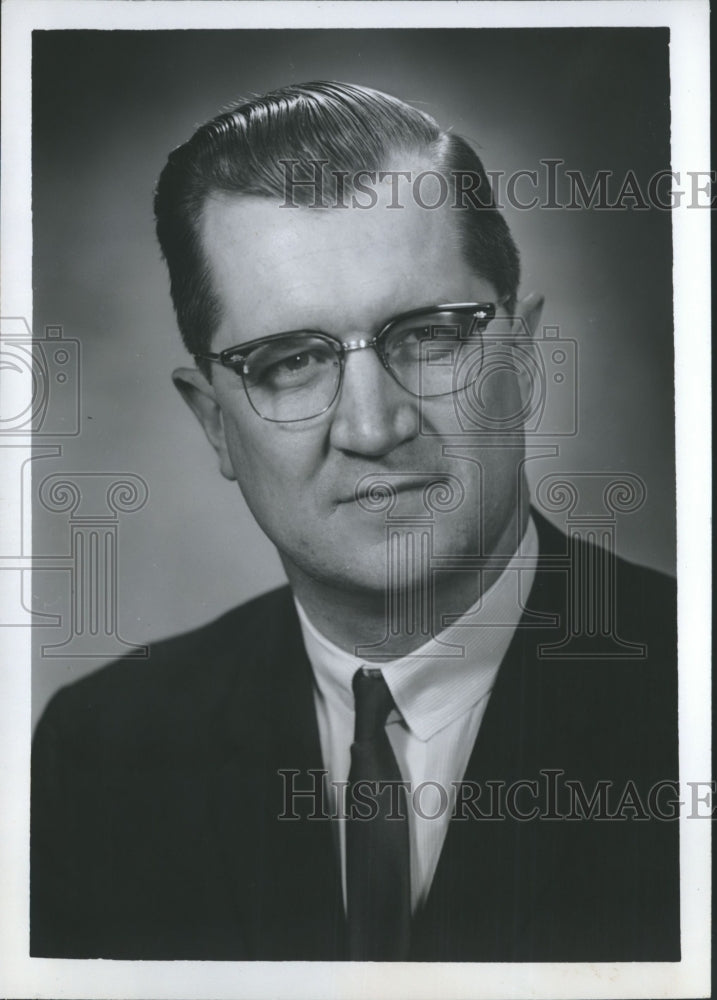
198, 181, 477, 340
199, 150, 459, 255
201, 186, 459, 259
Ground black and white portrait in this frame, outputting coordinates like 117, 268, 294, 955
0, 3, 710, 998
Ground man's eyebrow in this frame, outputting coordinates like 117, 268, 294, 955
260, 303, 470, 341
217, 301, 499, 356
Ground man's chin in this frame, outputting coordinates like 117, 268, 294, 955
285, 527, 470, 598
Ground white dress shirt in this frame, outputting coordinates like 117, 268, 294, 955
295, 515, 538, 912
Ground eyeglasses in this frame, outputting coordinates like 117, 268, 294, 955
195, 302, 498, 423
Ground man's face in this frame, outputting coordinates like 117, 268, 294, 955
176, 179, 533, 599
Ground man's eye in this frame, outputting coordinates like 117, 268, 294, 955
393, 325, 429, 345
277, 351, 319, 374
272, 350, 322, 374
386, 326, 430, 358
252, 346, 333, 388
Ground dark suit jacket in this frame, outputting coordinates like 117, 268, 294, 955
31, 513, 680, 961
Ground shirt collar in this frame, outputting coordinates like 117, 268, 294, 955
296, 515, 539, 743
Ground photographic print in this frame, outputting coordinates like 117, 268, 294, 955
0, 2, 710, 998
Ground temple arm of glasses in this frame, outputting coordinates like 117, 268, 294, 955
194, 352, 245, 366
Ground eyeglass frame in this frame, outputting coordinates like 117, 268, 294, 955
194, 301, 499, 423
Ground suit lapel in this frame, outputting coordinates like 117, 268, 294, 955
208, 590, 345, 959
411, 515, 569, 960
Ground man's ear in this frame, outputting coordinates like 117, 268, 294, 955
512, 291, 545, 340
172, 367, 236, 481
509, 292, 545, 409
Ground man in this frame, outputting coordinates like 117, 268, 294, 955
31, 81, 679, 962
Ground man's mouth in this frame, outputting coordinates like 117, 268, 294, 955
336, 472, 461, 510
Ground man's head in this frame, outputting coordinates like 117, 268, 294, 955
155, 81, 542, 628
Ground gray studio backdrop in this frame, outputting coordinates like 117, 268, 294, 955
31, 28, 674, 726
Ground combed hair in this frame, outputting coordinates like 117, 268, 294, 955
154, 80, 520, 357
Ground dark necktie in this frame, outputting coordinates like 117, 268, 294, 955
346, 668, 411, 960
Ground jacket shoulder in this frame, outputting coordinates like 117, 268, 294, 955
534, 508, 676, 628
33, 585, 295, 757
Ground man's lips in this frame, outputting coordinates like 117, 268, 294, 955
335, 473, 456, 506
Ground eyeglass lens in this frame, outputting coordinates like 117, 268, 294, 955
240, 310, 486, 422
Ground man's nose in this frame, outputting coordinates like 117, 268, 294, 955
328, 345, 419, 457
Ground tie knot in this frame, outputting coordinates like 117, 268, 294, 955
352, 669, 395, 743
